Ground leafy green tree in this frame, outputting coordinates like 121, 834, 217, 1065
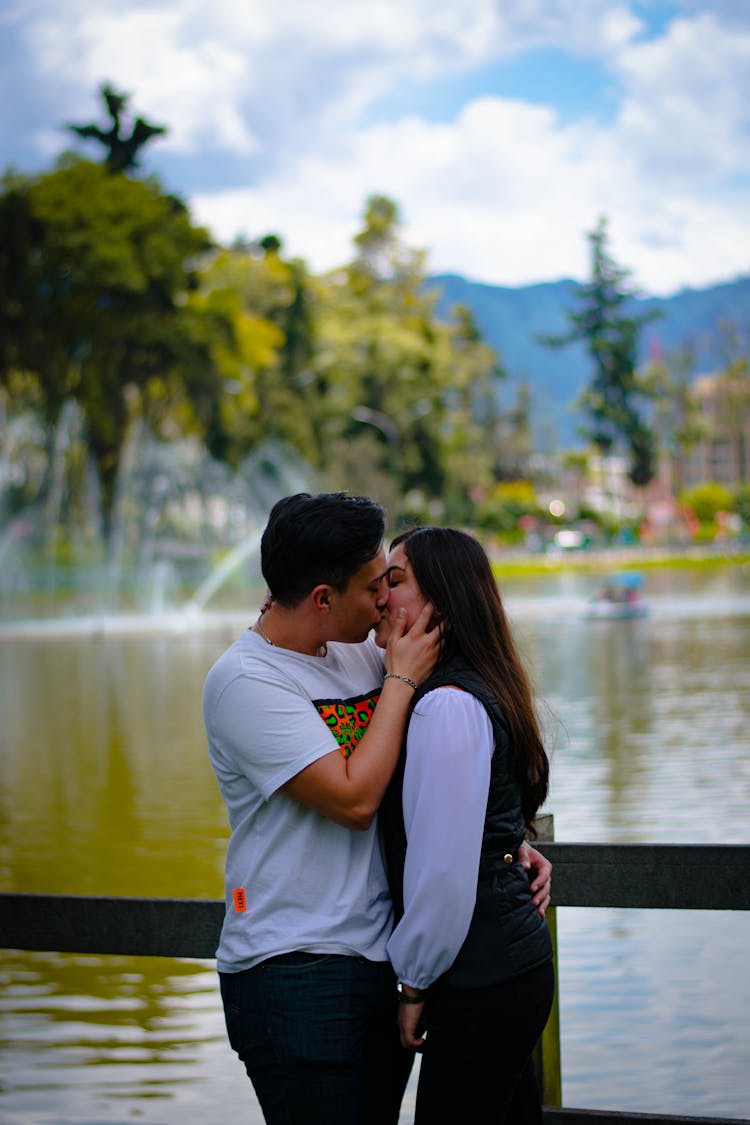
313, 195, 502, 521
0, 159, 215, 529
191, 239, 319, 467
67, 83, 167, 173
542, 217, 659, 487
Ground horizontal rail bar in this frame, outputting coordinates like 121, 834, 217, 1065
1, 844, 748, 958
537, 843, 750, 910
0, 894, 224, 957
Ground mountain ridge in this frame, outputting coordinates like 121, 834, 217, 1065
427, 272, 750, 447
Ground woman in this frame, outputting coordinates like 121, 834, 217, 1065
376, 526, 554, 1124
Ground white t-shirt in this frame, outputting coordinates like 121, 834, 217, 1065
203, 630, 390, 973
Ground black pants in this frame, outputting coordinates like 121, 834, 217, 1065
414, 960, 555, 1125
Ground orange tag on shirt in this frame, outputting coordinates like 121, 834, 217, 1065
233, 888, 247, 912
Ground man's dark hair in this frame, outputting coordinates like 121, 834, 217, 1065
261, 492, 385, 606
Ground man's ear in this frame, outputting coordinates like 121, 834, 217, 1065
310, 584, 333, 614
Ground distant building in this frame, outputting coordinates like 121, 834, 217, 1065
536, 452, 643, 524
581, 454, 641, 519
679, 373, 750, 488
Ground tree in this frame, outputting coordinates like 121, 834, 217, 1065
542, 217, 659, 487
67, 83, 167, 173
191, 239, 319, 467
312, 195, 502, 520
0, 159, 216, 530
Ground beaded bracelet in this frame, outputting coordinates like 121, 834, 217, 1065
383, 672, 418, 691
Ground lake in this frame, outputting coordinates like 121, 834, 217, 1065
1, 563, 749, 1122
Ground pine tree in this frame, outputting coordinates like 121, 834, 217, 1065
543, 217, 659, 486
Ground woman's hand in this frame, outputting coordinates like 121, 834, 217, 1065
398, 996, 427, 1051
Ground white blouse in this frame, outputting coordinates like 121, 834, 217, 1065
385, 687, 494, 991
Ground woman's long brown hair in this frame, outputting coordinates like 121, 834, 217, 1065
391, 526, 549, 828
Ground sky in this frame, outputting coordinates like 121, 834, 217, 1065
1, 0, 749, 297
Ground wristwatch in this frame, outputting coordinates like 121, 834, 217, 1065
397, 981, 426, 1004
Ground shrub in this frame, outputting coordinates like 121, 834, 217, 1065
678, 481, 734, 525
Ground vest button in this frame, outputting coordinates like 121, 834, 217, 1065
503, 852, 513, 864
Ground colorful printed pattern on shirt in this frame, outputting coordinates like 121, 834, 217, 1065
315, 691, 381, 758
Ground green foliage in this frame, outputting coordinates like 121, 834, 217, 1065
1, 153, 506, 536
0, 159, 215, 525
733, 483, 750, 526
67, 83, 167, 173
192, 243, 319, 466
6, 70, 605, 545
475, 481, 541, 538
542, 217, 658, 487
679, 481, 734, 524
312, 195, 502, 520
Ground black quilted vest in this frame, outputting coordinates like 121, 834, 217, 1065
379, 656, 553, 989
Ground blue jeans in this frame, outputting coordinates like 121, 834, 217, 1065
219, 953, 413, 1125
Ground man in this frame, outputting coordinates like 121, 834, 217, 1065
203, 492, 551, 1125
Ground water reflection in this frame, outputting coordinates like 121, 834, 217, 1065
1, 634, 231, 897
1, 951, 241, 1121
1, 567, 749, 1122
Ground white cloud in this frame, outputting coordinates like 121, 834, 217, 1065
29, 2, 260, 154
614, 12, 750, 181
193, 78, 750, 296
17, 0, 646, 160
6, 0, 750, 294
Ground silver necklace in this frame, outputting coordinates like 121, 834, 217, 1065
255, 617, 327, 657
255, 617, 275, 646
